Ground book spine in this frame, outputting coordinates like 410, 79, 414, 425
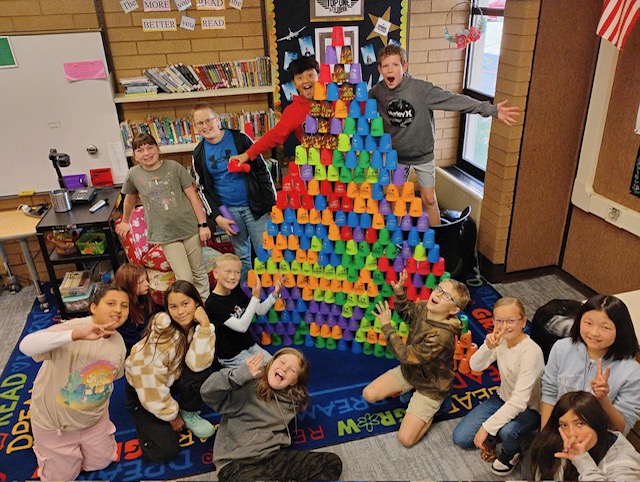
194, 65, 213, 90
171, 64, 195, 91
213, 62, 228, 88
152, 67, 178, 93
163, 66, 188, 92
143, 68, 172, 93
185, 64, 206, 90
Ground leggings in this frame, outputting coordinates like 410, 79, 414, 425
217, 448, 343, 482
125, 365, 213, 462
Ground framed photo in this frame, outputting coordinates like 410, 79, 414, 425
315, 26, 359, 65
310, 0, 364, 22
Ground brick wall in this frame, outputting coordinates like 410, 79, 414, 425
477, 0, 539, 265
407, 0, 469, 166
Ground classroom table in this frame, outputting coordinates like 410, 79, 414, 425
0, 210, 49, 312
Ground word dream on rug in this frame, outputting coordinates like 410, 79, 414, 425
0, 277, 501, 481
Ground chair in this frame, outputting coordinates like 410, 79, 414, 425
116, 206, 219, 305
432, 206, 476, 280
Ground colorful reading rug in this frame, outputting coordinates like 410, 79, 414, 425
0, 277, 501, 481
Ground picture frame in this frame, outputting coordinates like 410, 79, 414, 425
315, 26, 359, 65
310, 0, 364, 22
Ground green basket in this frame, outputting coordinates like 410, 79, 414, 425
76, 231, 106, 255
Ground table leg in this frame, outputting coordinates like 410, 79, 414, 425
18, 239, 50, 312
0, 241, 20, 293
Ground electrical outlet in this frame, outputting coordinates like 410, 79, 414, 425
608, 206, 621, 222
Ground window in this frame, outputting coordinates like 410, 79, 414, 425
457, 0, 505, 181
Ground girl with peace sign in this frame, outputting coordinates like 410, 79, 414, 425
452, 297, 545, 476
540, 295, 640, 435
528, 391, 640, 480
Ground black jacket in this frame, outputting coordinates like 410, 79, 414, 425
192, 130, 276, 221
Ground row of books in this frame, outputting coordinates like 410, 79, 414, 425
120, 110, 277, 148
119, 76, 159, 96
134, 58, 273, 94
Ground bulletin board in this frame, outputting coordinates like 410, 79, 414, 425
0, 32, 127, 197
265, 0, 409, 110
592, 27, 640, 211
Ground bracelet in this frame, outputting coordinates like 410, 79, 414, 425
198, 222, 208, 228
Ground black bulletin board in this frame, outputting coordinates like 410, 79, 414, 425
265, 0, 409, 138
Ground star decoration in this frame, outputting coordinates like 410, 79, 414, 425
366, 7, 400, 45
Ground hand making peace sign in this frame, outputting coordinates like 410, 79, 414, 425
485, 323, 505, 350
554, 426, 592, 461
590, 358, 611, 400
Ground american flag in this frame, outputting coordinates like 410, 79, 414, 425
596, 0, 640, 49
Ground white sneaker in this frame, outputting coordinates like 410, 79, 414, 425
179, 409, 215, 438
491, 452, 520, 476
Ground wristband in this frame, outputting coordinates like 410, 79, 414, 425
198, 222, 208, 228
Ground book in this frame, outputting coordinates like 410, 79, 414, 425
143, 68, 173, 93
194, 65, 213, 90
185, 64, 206, 90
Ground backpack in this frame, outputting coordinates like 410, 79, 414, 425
530, 299, 582, 362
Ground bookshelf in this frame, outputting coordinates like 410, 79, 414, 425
115, 74, 276, 157
114, 84, 275, 104
123, 138, 261, 157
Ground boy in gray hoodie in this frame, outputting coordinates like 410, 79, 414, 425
369, 44, 519, 226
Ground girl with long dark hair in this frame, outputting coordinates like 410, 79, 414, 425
529, 391, 640, 480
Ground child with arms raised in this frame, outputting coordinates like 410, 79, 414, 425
116, 133, 211, 301
229, 57, 319, 167
452, 297, 545, 476
540, 294, 640, 434
200, 348, 342, 481
19, 285, 130, 482
125, 280, 216, 462
528, 391, 640, 480
369, 45, 519, 226
114, 263, 160, 354
363, 270, 470, 447
204, 253, 282, 368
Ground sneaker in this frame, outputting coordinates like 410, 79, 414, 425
491, 452, 521, 476
180, 410, 215, 439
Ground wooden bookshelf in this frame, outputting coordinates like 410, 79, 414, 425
123, 137, 262, 157
114, 84, 274, 104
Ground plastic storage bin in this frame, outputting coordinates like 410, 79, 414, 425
76, 231, 106, 255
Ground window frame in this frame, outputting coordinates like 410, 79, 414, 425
456, 4, 505, 182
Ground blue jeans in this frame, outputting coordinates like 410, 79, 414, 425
227, 206, 269, 284
218, 344, 272, 369
452, 393, 540, 458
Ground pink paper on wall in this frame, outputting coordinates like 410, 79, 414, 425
63, 60, 106, 82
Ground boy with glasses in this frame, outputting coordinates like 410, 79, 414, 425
191, 102, 276, 283
363, 271, 470, 447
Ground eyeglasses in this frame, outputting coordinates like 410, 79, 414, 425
493, 317, 523, 326
433, 285, 457, 306
194, 117, 217, 129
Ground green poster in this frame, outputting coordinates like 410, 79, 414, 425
0, 37, 17, 68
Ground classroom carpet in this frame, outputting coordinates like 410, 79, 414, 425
0, 277, 501, 481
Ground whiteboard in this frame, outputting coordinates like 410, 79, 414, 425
0, 32, 127, 197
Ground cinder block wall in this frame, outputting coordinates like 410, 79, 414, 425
407, 0, 469, 166
477, 0, 539, 266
